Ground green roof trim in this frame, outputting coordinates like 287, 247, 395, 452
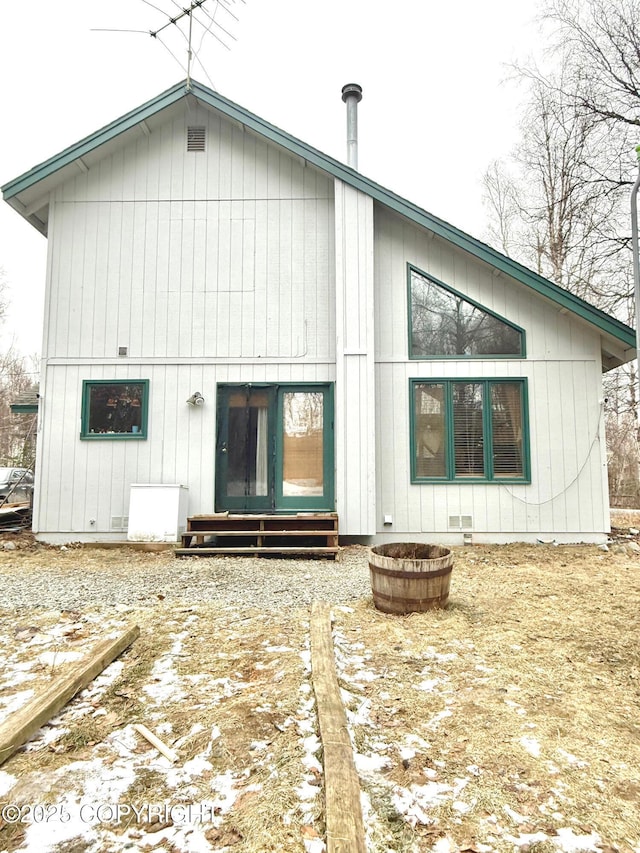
2, 79, 635, 350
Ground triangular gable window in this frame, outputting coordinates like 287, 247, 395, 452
408, 265, 525, 358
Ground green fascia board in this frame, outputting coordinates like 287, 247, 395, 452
1, 83, 189, 200
2, 78, 635, 349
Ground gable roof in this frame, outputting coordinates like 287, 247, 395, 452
2, 78, 635, 361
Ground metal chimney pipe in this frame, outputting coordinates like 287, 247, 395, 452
341, 83, 363, 170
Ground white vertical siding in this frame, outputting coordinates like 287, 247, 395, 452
334, 181, 376, 535
374, 207, 610, 542
36, 102, 338, 537
36, 362, 336, 534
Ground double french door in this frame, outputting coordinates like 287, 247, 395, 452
215, 384, 334, 512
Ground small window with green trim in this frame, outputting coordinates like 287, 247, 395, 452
81, 380, 149, 439
411, 378, 529, 483
408, 265, 525, 358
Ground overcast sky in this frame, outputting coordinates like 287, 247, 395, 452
0, 0, 543, 355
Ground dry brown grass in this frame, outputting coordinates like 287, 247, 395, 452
0, 534, 639, 852
332, 543, 640, 851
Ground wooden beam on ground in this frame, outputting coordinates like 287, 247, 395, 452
310, 601, 366, 853
0, 624, 140, 767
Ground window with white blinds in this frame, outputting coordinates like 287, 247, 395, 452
411, 379, 529, 483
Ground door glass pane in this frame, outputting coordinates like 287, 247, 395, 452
227, 389, 269, 497
491, 383, 524, 477
282, 392, 324, 497
414, 383, 446, 477
453, 383, 485, 477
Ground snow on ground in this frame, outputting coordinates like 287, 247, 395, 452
329, 608, 620, 853
0, 608, 323, 852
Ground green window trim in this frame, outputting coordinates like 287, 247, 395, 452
407, 263, 526, 360
410, 378, 531, 484
80, 380, 149, 440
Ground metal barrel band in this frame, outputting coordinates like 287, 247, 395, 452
372, 589, 446, 605
369, 563, 452, 581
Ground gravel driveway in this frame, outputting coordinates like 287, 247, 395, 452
0, 543, 373, 611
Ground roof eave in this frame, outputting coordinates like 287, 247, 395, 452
2, 77, 635, 354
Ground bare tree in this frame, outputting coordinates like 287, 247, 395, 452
482, 1, 640, 503
0, 268, 38, 468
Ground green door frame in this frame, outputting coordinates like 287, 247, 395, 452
215, 382, 334, 513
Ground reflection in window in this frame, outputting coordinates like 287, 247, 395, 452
82, 381, 148, 438
409, 268, 524, 357
282, 392, 324, 497
226, 389, 269, 497
414, 384, 446, 477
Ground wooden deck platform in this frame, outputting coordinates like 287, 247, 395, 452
175, 513, 339, 559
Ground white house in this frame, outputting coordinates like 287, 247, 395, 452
2, 79, 635, 546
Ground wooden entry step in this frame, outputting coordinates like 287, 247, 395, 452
175, 513, 339, 559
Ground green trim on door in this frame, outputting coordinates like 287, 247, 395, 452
215, 382, 335, 513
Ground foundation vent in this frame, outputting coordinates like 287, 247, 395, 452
111, 516, 129, 530
187, 126, 206, 152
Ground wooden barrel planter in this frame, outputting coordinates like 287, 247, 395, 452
369, 543, 453, 614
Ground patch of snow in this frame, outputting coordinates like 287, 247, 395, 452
302, 733, 321, 755
399, 746, 415, 761
554, 827, 601, 852
165, 754, 213, 788
2, 665, 36, 689
299, 649, 311, 672
424, 648, 459, 663
506, 831, 550, 848
0, 688, 34, 721
349, 668, 379, 683
296, 780, 320, 801
38, 650, 84, 666
22, 794, 99, 853
504, 804, 528, 824
144, 656, 185, 704
264, 644, 295, 653
25, 724, 70, 751
556, 748, 588, 768
393, 780, 453, 826
354, 752, 391, 773
406, 733, 432, 750
303, 838, 325, 853
0, 770, 16, 796
426, 708, 453, 729
520, 736, 541, 757
415, 678, 439, 692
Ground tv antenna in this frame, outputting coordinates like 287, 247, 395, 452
92, 0, 243, 90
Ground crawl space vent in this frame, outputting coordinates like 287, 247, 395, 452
187, 126, 206, 152
111, 516, 129, 530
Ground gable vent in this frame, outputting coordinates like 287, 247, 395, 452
187, 126, 206, 152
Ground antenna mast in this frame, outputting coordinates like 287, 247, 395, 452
148, 0, 211, 89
